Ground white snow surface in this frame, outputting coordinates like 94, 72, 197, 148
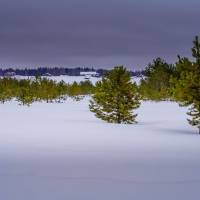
1, 92, 200, 199
13, 75, 141, 85
13, 75, 101, 85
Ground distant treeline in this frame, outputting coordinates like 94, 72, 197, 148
0, 67, 144, 77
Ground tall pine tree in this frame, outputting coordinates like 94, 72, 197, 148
89, 66, 140, 124
171, 36, 200, 134
188, 36, 200, 133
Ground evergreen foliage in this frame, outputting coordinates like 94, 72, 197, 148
0, 77, 94, 105
139, 58, 175, 100
89, 66, 140, 124
171, 36, 200, 134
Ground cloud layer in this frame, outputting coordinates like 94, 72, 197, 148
0, 0, 200, 69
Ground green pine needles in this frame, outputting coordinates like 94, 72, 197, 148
171, 36, 200, 134
89, 66, 140, 124
0, 77, 94, 106
139, 58, 175, 100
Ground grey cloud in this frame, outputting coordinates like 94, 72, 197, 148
0, 0, 200, 69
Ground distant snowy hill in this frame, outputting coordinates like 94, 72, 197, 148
13, 75, 141, 85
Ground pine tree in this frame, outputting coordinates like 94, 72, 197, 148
139, 58, 175, 100
192, 36, 200, 66
16, 79, 34, 106
171, 36, 200, 134
185, 37, 200, 134
89, 66, 140, 124
17, 87, 34, 106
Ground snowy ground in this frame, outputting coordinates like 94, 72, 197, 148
13, 75, 141, 85
13, 75, 101, 85
0, 96, 200, 200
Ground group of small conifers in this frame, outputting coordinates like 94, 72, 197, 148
0, 36, 200, 133
0, 77, 94, 105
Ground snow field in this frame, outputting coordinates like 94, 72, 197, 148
0, 97, 200, 200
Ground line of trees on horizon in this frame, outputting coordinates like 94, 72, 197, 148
0, 67, 144, 77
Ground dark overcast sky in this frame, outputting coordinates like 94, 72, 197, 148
0, 0, 200, 69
